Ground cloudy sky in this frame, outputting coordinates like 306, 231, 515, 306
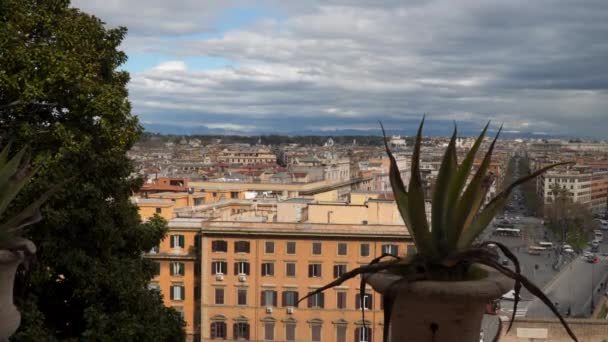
73, 0, 608, 137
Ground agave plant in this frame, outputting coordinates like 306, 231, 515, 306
299, 118, 577, 341
0, 142, 55, 249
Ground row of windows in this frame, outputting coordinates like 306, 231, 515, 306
211, 261, 349, 278
213, 288, 374, 310
210, 322, 373, 342
211, 240, 400, 257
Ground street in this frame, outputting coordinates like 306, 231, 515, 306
483, 155, 608, 320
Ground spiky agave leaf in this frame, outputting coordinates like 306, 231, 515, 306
380, 122, 436, 257
457, 161, 573, 249
431, 125, 458, 256
451, 126, 502, 249
0, 143, 60, 247
407, 117, 437, 258
297, 257, 404, 306
445, 122, 489, 248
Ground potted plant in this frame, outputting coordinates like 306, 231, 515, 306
0, 143, 56, 340
300, 118, 577, 342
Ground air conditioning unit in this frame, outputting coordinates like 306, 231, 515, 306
215, 273, 224, 281
286, 307, 294, 314
266, 307, 273, 314
238, 274, 247, 282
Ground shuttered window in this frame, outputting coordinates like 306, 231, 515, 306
235, 241, 251, 253
210, 322, 227, 339
170, 262, 185, 276
261, 290, 278, 306
211, 261, 227, 275
234, 261, 250, 275
307, 293, 324, 308
212, 240, 228, 252
282, 291, 299, 307
170, 235, 185, 248
233, 322, 250, 340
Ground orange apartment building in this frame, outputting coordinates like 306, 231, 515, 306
147, 219, 412, 342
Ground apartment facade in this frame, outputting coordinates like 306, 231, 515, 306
538, 169, 608, 212
148, 220, 412, 342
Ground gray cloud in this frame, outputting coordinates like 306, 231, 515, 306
74, 0, 608, 137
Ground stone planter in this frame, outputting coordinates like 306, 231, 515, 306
0, 239, 35, 341
367, 266, 512, 342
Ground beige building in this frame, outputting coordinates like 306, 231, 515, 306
218, 148, 277, 165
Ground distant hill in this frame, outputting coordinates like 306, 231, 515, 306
142, 122, 568, 139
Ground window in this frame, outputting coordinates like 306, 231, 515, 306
285, 262, 296, 277
212, 261, 227, 275
360, 243, 370, 257
311, 324, 322, 342
307, 293, 324, 308
308, 263, 322, 277
286, 241, 296, 254
234, 261, 250, 275
170, 262, 185, 276
233, 322, 250, 340
356, 293, 373, 310
265, 241, 275, 254
212, 240, 228, 252
231, 191, 239, 199
261, 290, 278, 306
211, 322, 227, 339
333, 264, 347, 278
337, 243, 347, 256
170, 234, 185, 248
336, 325, 347, 342
170, 284, 185, 301
235, 241, 251, 253
282, 291, 299, 307
312, 242, 322, 255
264, 322, 274, 341
155, 207, 162, 214
237, 289, 247, 305
261, 262, 275, 276
152, 261, 160, 276
148, 282, 160, 291
381, 244, 399, 256
336, 292, 347, 309
215, 288, 225, 305
286, 323, 296, 342
356, 327, 372, 342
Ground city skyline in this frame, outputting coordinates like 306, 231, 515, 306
74, 0, 608, 137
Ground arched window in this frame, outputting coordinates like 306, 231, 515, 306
233, 322, 250, 340
210, 322, 227, 339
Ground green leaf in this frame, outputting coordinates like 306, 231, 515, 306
0, 146, 28, 190
451, 126, 501, 249
407, 117, 437, 258
457, 161, 573, 248
0, 141, 13, 167
380, 122, 413, 234
432, 125, 457, 256
0, 167, 37, 216
0, 179, 63, 234
445, 122, 489, 247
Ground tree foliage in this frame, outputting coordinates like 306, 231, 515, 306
545, 184, 597, 250
1, 0, 185, 339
